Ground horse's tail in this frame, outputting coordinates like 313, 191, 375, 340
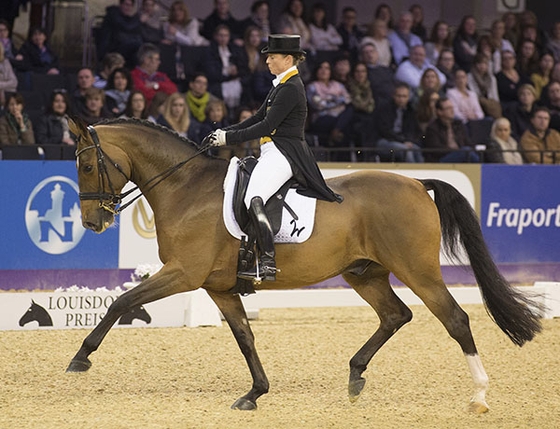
420, 178, 543, 347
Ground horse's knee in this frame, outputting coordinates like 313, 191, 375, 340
382, 305, 413, 332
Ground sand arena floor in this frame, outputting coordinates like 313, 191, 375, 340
1, 304, 559, 429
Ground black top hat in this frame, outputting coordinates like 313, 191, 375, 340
261, 34, 306, 55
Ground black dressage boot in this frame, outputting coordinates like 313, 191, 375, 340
237, 197, 278, 282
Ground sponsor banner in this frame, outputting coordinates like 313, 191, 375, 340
0, 161, 119, 270
481, 165, 560, 263
1, 289, 189, 330
118, 182, 161, 268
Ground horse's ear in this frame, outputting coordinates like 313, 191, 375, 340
67, 115, 88, 143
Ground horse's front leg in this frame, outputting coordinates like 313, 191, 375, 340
66, 265, 184, 372
207, 290, 269, 410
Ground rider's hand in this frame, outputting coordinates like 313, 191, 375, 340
210, 129, 227, 146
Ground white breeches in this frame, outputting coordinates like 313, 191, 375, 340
244, 141, 293, 208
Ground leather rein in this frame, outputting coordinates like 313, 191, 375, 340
75, 125, 212, 214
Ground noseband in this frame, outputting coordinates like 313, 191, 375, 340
75, 125, 214, 214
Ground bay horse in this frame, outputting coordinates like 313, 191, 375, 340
66, 118, 542, 413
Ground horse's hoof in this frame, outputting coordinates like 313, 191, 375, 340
467, 400, 489, 414
66, 358, 92, 373
231, 397, 257, 410
348, 378, 366, 403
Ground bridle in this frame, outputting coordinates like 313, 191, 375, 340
75, 125, 213, 214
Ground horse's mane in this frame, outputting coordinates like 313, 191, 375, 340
95, 117, 217, 159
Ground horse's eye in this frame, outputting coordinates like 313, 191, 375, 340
83, 164, 94, 173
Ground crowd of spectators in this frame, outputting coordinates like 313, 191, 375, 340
1, 0, 560, 164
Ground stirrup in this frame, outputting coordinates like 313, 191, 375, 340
237, 262, 280, 284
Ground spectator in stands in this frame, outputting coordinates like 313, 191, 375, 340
336, 6, 363, 63
79, 87, 113, 125
139, 0, 164, 45
446, 68, 484, 124
308, 2, 342, 52
516, 39, 540, 81
146, 91, 168, 123
120, 90, 148, 119
244, 26, 264, 75
453, 15, 479, 72
361, 19, 392, 67
531, 52, 554, 100
375, 82, 423, 162
541, 80, 560, 131
388, 11, 422, 66
0, 20, 16, 62
496, 50, 531, 109
411, 68, 443, 107
34, 89, 74, 146
98, 0, 143, 68
489, 117, 523, 164
249, 47, 274, 105
162, 1, 209, 47
94, 52, 125, 89
518, 11, 546, 53
239, 1, 270, 43
468, 53, 502, 119
306, 60, 353, 159
14, 27, 59, 74
395, 45, 446, 92
435, 48, 457, 90
476, 36, 496, 75
185, 72, 218, 125
105, 67, 132, 116
424, 97, 479, 163
539, 62, 560, 106
416, 88, 439, 133
156, 92, 197, 140
0, 92, 35, 147
346, 61, 375, 150
489, 19, 515, 73
331, 54, 351, 85
202, 24, 249, 111
201, 0, 241, 42
424, 20, 452, 66
359, 42, 394, 107
409, 4, 427, 42
502, 12, 519, 49
519, 106, 560, 164
504, 83, 537, 139
373, 3, 393, 30
276, 0, 311, 51
546, 21, 560, 63
198, 98, 229, 146
0, 42, 17, 108
71, 67, 96, 117
131, 43, 177, 106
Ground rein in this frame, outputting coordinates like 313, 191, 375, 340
75, 125, 213, 214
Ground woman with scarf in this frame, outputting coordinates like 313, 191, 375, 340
488, 117, 523, 164
467, 52, 501, 119
0, 92, 34, 147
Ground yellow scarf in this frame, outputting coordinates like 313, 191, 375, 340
186, 91, 209, 122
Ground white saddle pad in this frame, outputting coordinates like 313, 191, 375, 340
222, 157, 317, 243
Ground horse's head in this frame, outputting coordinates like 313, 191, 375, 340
68, 117, 132, 233
19, 300, 53, 327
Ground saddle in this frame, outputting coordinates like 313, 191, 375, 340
230, 156, 297, 296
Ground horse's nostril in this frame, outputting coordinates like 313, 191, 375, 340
84, 221, 98, 231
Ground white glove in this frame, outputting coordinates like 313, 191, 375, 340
210, 129, 227, 146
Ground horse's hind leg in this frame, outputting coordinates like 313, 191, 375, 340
343, 266, 413, 403
207, 290, 269, 411
402, 273, 490, 413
